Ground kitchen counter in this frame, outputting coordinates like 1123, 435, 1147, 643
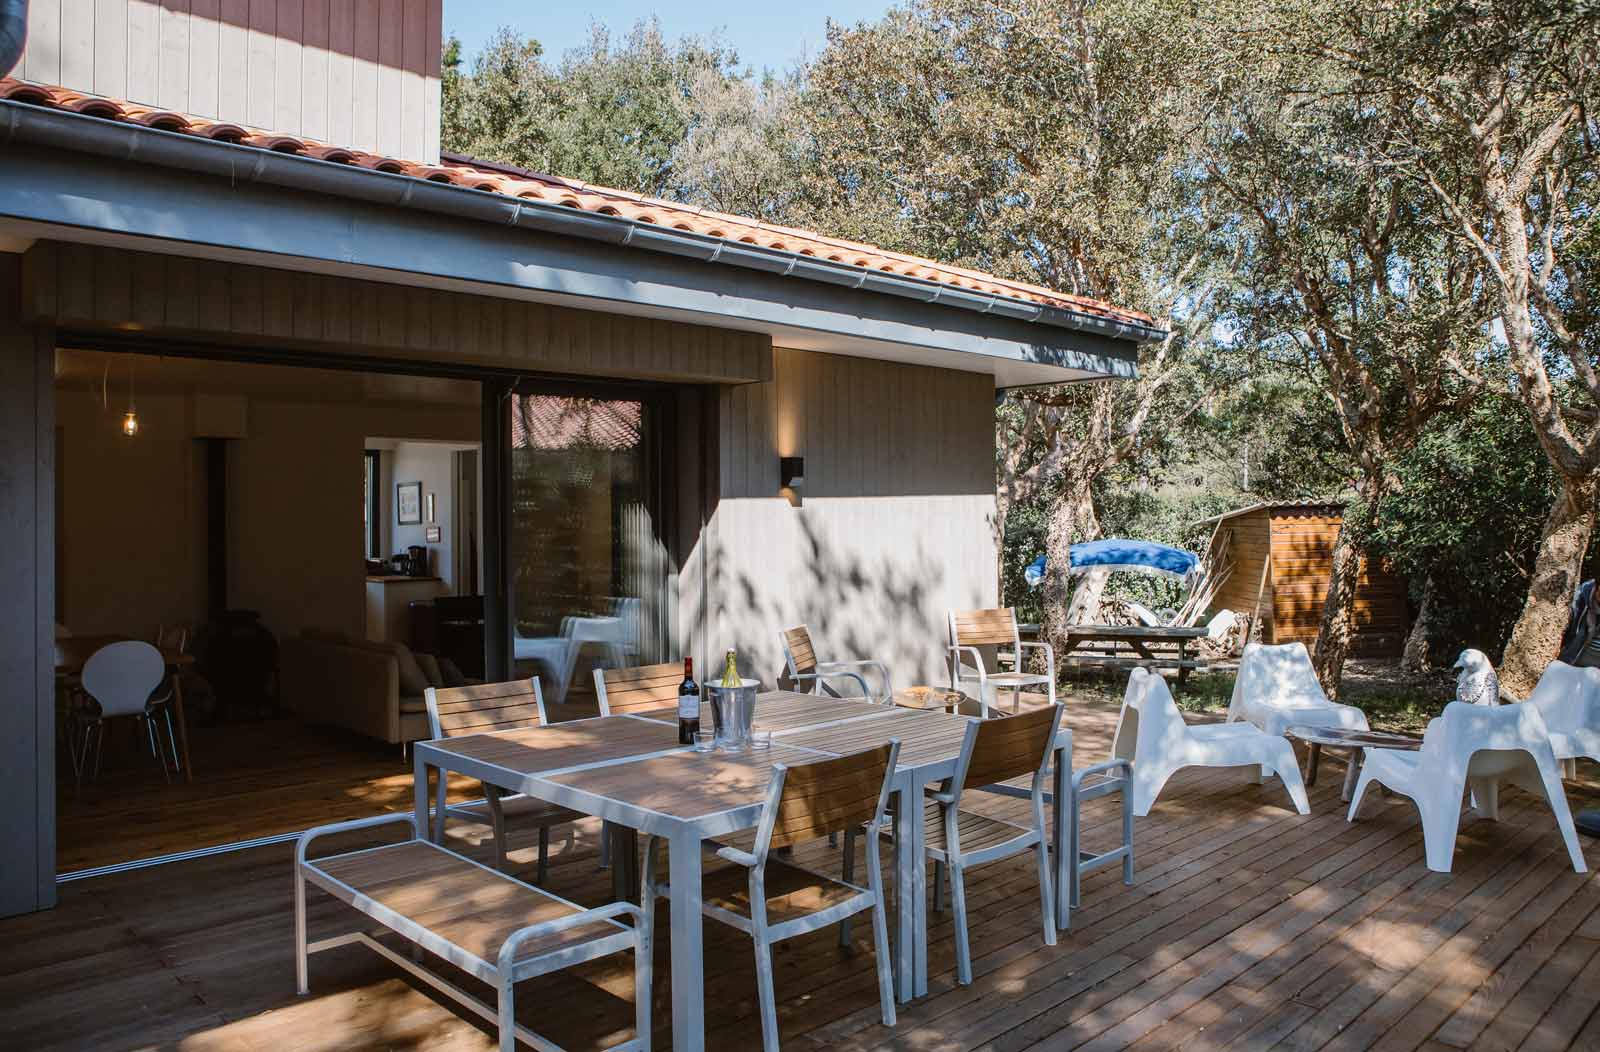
365, 576, 446, 642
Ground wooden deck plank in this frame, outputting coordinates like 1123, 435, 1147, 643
5, 700, 1599, 1052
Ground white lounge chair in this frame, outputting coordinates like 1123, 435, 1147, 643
1113, 668, 1310, 817
1228, 641, 1369, 737
1523, 660, 1600, 772
1347, 700, 1586, 874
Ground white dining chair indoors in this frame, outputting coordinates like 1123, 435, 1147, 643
1228, 641, 1370, 737
1522, 660, 1600, 776
1347, 700, 1587, 874
947, 608, 1056, 717
1114, 667, 1310, 817
780, 625, 892, 703
643, 742, 901, 1052
77, 640, 174, 784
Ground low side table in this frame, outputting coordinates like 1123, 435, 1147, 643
1284, 724, 1422, 802
894, 686, 966, 713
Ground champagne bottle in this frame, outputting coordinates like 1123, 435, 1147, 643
677, 657, 700, 745
721, 648, 740, 687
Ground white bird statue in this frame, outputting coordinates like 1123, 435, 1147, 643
1453, 649, 1501, 706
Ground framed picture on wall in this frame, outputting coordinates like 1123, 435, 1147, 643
425, 525, 442, 543
396, 481, 422, 525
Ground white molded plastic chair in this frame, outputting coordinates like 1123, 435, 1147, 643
1228, 641, 1369, 737
947, 608, 1055, 716
1523, 660, 1600, 770
1347, 700, 1586, 874
513, 597, 641, 706
1113, 668, 1310, 817
78, 640, 174, 783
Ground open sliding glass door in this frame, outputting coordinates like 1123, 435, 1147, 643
500, 382, 673, 707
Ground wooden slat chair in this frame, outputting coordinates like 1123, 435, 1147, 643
948, 607, 1056, 716
591, 661, 688, 870
296, 813, 650, 1052
643, 742, 902, 1051
780, 625, 892, 704
593, 661, 686, 717
889, 703, 1062, 985
423, 677, 586, 882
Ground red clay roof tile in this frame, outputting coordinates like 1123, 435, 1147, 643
1, 77, 1157, 331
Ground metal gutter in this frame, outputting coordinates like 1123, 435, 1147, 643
0, 99, 1167, 346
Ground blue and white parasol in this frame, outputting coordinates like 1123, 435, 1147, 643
1024, 539, 1200, 588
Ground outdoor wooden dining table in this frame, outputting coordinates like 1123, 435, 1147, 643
411, 690, 1073, 1052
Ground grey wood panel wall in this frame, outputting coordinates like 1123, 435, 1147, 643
706, 346, 999, 689
22, 242, 773, 385
719, 346, 994, 500
0, 255, 56, 917
18, 0, 444, 163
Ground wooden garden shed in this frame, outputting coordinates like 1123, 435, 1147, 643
1199, 501, 1410, 657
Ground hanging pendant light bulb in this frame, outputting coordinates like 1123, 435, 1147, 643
122, 358, 139, 437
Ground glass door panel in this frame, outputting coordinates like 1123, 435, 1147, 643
507, 391, 669, 702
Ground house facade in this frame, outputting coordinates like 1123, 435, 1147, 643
0, 0, 1158, 916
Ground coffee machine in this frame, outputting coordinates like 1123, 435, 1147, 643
406, 545, 429, 577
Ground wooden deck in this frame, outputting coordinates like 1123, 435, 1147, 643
8, 700, 1600, 1051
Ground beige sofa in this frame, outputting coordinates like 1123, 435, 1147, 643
280, 630, 441, 745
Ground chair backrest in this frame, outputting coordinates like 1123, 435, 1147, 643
1229, 641, 1328, 716
754, 741, 900, 856
594, 662, 684, 716
81, 641, 167, 718
424, 677, 547, 739
949, 608, 1021, 648
153, 624, 190, 654
953, 703, 1062, 796
1523, 660, 1600, 734
1414, 700, 1555, 785
1111, 667, 1153, 762
782, 625, 818, 676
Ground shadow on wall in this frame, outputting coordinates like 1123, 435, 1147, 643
710, 508, 973, 690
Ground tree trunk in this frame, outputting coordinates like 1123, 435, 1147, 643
1041, 481, 1100, 662
1400, 578, 1441, 671
1312, 488, 1380, 699
1500, 474, 1598, 695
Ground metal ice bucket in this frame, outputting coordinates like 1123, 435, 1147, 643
705, 679, 759, 750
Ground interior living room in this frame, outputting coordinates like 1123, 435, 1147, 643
51, 348, 661, 876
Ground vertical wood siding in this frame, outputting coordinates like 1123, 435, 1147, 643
22, 242, 773, 385
18, 0, 444, 163
705, 347, 998, 688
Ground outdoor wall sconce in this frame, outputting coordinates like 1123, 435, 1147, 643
780, 456, 805, 490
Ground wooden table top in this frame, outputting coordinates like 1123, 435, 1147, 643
55, 635, 195, 673
1064, 624, 1210, 639
1284, 724, 1423, 750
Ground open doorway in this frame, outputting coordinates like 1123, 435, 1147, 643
51, 348, 485, 874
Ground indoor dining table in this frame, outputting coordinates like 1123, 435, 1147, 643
413, 690, 1073, 1052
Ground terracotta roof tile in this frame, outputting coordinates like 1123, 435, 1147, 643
0, 78, 1157, 331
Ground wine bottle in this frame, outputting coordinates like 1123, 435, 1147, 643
721, 648, 740, 687
677, 657, 700, 745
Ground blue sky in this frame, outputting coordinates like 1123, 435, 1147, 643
443, 2, 894, 74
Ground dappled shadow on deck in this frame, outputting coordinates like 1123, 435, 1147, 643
4, 700, 1600, 1051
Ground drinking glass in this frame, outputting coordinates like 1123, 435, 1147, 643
750, 730, 773, 752
693, 727, 716, 753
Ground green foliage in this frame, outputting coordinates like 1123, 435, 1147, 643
1365, 397, 1568, 660
441, 21, 742, 198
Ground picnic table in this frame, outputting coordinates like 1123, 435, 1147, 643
1058, 623, 1211, 687
412, 691, 1073, 1052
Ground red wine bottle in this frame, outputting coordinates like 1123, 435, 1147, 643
677, 657, 700, 745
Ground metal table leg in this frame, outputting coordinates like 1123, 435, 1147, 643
412, 752, 433, 841
610, 824, 641, 904
668, 828, 707, 1051
892, 775, 924, 1002
1053, 739, 1072, 931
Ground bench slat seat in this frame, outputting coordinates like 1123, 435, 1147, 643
311, 841, 623, 965
296, 816, 650, 1052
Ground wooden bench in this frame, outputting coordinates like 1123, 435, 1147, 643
295, 813, 650, 1052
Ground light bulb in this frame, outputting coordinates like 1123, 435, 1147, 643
122, 410, 139, 437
